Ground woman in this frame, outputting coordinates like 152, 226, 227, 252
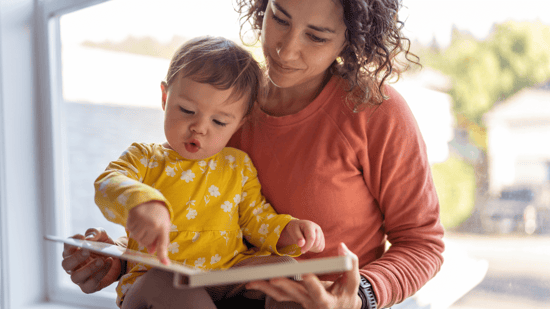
62, 0, 445, 308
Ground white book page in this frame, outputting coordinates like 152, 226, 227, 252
45, 235, 353, 288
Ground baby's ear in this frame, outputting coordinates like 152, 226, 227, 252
237, 115, 249, 129
160, 81, 168, 110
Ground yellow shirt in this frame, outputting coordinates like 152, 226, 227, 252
94, 143, 298, 305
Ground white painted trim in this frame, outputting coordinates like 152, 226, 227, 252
35, 0, 115, 308
43, 0, 111, 17
0, 5, 10, 308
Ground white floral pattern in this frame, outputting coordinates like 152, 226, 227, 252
221, 201, 233, 213
168, 242, 180, 254
258, 224, 269, 235
104, 208, 116, 219
225, 155, 236, 169
117, 193, 129, 206
99, 144, 297, 304
253, 207, 263, 216
208, 160, 217, 170
241, 170, 249, 188
208, 185, 220, 197
233, 194, 241, 205
210, 254, 221, 265
186, 208, 197, 220
165, 165, 176, 177
181, 169, 195, 183
195, 257, 206, 268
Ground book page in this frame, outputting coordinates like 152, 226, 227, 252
46, 235, 353, 288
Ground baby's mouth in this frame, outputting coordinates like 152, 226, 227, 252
185, 139, 201, 153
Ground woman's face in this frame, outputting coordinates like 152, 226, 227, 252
260, 0, 347, 91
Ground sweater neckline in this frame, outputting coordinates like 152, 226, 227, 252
255, 76, 340, 127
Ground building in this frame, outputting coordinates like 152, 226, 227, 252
484, 80, 550, 194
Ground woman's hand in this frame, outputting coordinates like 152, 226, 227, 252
246, 243, 363, 309
61, 228, 122, 293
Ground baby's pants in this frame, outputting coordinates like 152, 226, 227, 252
121, 255, 303, 309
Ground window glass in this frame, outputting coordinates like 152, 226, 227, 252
55, 0, 550, 308
58, 0, 248, 297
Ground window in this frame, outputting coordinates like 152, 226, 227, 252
22, 1, 549, 309
39, 0, 249, 307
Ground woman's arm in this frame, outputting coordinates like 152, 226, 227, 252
358, 86, 445, 307
61, 228, 126, 293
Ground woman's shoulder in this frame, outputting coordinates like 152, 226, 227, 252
326, 79, 415, 128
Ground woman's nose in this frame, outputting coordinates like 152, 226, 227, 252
276, 31, 300, 61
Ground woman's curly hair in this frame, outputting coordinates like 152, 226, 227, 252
234, 0, 420, 111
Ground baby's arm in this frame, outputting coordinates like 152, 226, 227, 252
94, 143, 173, 264
127, 201, 171, 265
276, 220, 325, 253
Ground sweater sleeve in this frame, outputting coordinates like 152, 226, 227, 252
358, 87, 445, 308
94, 142, 173, 227
236, 153, 299, 256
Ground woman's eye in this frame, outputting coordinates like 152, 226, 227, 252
213, 120, 228, 127
308, 34, 327, 43
272, 14, 288, 26
180, 107, 194, 115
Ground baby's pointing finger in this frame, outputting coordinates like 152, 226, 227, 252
157, 229, 171, 265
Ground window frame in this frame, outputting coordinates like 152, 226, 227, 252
36, 0, 115, 308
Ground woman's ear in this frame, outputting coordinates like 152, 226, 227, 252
161, 81, 168, 111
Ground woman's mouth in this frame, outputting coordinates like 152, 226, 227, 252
270, 57, 299, 73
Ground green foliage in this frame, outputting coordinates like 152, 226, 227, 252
418, 21, 550, 126
431, 156, 476, 229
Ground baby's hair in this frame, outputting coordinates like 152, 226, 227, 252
165, 36, 262, 116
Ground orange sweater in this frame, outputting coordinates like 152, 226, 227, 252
228, 76, 445, 308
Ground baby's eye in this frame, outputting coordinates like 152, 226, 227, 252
213, 119, 227, 127
180, 107, 194, 115
272, 14, 288, 26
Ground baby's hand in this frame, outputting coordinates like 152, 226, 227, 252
127, 201, 171, 265
277, 220, 325, 254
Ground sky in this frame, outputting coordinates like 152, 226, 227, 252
60, 0, 550, 48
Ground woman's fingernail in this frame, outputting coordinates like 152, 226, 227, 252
96, 259, 103, 267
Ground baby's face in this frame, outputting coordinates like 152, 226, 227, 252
161, 74, 248, 160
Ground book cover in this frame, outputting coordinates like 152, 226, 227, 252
45, 235, 353, 288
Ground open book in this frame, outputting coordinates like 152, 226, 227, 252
45, 235, 353, 288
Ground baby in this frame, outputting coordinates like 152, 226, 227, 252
94, 36, 324, 308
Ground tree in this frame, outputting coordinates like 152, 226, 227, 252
418, 21, 550, 132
